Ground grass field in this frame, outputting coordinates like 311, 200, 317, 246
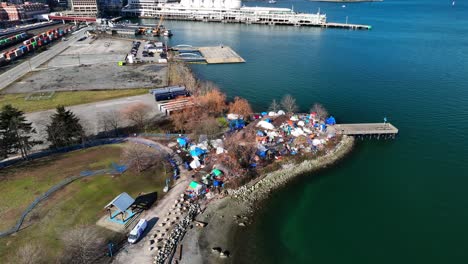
0, 143, 168, 263
0, 88, 148, 113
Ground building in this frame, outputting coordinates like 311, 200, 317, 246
0, 2, 50, 21
98, 0, 123, 15
69, 0, 98, 17
121, 0, 326, 26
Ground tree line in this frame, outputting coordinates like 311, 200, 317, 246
0, 105, 84, 160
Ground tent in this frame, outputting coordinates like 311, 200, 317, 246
190, 147, 205, 157
261, 112, 268, 116
177, 137, 187, 147
190, 158, 201, 169
212, 169, 223, 177
229, 119, 245, 130
187, 181, 203, 194
227, 113, 240, 120
312, 139, 321, 146
277, 110, 286, 115
326, 116, 336, 125
257, 120, 275, 130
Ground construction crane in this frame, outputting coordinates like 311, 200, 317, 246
156, 15, 165, 36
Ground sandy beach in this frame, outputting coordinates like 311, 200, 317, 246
180, 136, 355, 263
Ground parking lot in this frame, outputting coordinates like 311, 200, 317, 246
129, 40, 168, 64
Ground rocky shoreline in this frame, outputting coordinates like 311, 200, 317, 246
180, 135, 355, 263
230, 135, 355, 205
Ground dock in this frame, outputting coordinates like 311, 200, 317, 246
324, 23, 372, 30
172, 45, 245, 64
198, 46, 245, 64
329, 123, 399, 137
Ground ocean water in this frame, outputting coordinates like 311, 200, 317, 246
142, 0, 468, 262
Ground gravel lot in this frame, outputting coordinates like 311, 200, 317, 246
3, 37, 168, 94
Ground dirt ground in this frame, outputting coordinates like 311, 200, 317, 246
3, 63, 167, 93
3, 37, 168, 94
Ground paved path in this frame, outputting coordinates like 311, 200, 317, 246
0, 27, 89, 90
113, 140, 191, 264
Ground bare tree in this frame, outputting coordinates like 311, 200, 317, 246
310, 103, 329, 120
228, 97, 253, 118
121, 103, 152, 132
197, 89, 227, 116
99, 110, 121, 137
61, 226, 105, 264
121, 143, 159, 172
269, 99, 280, 112
193, 117, 222, 139
197, 80, 219, 96
16, 244, 45, 264
281, 94, 298, 114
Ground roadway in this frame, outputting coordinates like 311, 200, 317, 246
0, 27, 89, 91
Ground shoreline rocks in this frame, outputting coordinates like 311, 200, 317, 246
229, 135, 355, 206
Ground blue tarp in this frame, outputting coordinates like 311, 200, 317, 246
326, 116, 336, 125
261, 112, 268, 116
229, 119, 245, 130
190, 147, 205, 157
177, 137, 187, 147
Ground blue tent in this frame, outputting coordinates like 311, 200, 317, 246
326, 116, 336, 125
261, 112, 268, 116
190, 147, 205, 157
177, 137, 187, 147
229, 119, 245, 130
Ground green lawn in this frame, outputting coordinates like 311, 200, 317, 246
0, 144, 168, 262
0, 88, 148, 113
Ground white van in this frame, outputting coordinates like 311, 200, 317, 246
128, 219, 148, 244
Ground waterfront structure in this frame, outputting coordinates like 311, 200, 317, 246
98, 0, 123, 15
0, 2, 50, 21
122, 0, 327, 26
69, 0, 98, 17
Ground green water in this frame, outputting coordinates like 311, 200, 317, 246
142, 0, 468, 262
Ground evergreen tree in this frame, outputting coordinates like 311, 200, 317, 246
0, 105, 38, 159
46, 106, 84, 148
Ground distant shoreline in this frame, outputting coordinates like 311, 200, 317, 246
310, 0, 383, 2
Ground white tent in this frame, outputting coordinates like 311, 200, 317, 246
190, 158, 201, 169
312, 139, 321, 146
257, 120, 275, 130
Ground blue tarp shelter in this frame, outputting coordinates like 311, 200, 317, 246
177, 137, 187, 147
229, 119, 245, 130
326, 116, 336, 125
190, 147, 206, 157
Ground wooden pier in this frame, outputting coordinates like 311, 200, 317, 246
329, 123, 399, 136
324, 23, 372, 30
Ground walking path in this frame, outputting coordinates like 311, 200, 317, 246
113, 139, 192, 264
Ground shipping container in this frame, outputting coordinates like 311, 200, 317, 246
26, 44, 33, 51
7, 51, 17, 60
15, 49, 23, 57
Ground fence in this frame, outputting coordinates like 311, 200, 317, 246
0, 138, 126, 169
0, 136, 172, 238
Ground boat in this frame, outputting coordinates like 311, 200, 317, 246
268, 0, 277, 3
163, 29, 173, 37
